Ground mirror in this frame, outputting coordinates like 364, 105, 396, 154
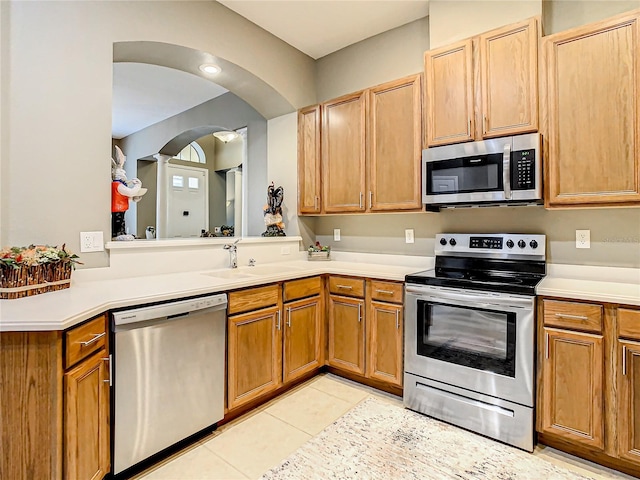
113, 61, 268, 239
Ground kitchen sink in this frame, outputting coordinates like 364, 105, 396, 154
201, 264, 304, 280
201, 270, 255, 280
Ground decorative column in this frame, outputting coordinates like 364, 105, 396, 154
154, 153, 171, 239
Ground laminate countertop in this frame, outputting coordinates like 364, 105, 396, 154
0, 260, 426, 332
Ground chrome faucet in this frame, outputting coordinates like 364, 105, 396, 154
223, 238, 240, 268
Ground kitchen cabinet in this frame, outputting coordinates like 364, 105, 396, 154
367, 280, 404, 387
328, 293, 366, 375
543, 11, 640, 207
297, 104, 322, 214
538, 298, 640, 477
424, 17, 539, 147
299, 74, 422, 215
322, 91, 367, 213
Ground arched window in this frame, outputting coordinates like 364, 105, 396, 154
174, 141, 206, 164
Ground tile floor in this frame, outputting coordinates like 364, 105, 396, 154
134, 374, 632, 480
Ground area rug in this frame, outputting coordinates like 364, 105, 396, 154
260, 397, 594, 480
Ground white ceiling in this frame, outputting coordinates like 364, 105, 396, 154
112, 1, 429, 139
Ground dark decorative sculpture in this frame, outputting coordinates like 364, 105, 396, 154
262, 182, 286, 237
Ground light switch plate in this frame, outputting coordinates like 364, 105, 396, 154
576, 229, 590, 249
334, 229, 341, 241
80, 231, 104, 253
405, 229, 415, 244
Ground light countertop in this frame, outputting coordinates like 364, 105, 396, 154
0, 259, 426, 332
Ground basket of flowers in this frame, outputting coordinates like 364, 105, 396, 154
307, 241, 331, 261
0, 244, 82, 299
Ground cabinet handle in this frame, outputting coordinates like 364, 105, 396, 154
314, 196, 319, 210
375, 289, 394, 295
276, 310, 281, 330
103, 355, 112, 386
467, 118, 471, 136
337, 284, 353, 290
286, 308, 291, 328
357, 303, 362, 322
623, 345, 628, 376
483, 115, 487, 134
554, 313, 588, 321
545, 332, 550, 359
79, 332, 106, 347
369, 191, 373, 209
359, 192, 363, 209
395, 310, 400, 330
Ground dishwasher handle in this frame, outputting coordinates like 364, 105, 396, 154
113, 294, 227, 327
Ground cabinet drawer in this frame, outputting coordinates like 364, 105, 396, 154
329, 276, 365, 298
543, 299, 603, 333
283, 276, 322, 302
229, 284, 280, 315
370, 280, 403, 304
619, 308, 640, 340
65, 314, 107, 368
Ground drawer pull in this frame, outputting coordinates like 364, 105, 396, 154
79, 332, 106, 347
337, 285, 353, 290
376, 289, 394, 295
623, 345, 628, 376
554, 313, 588, 321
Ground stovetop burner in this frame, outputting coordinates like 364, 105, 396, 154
406, 233, 547, 296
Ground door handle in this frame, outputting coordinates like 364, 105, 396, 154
369, 191, 373, 209
623, 345, 628, 376
483, 115, 487, 134
503, 143, 512, 200
545, 332, 550, 359
103, 355, 112, 386
357, 303, 362, 322
467, 118, 471, 137
276, 310, 281, 330
286, 308, 291, 328
395, 309, 400, 330
359, 192, 363, 209
314, 196, 319, 210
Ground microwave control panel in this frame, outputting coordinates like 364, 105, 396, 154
511, 149, 536, 190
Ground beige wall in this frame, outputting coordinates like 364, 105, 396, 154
2, 1, 314, 267
429, 0, 542, 48
0, 2, 6, 246
543, 0, 640, 35
316, 17, 429, 102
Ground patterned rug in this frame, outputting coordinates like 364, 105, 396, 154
261, 397, 594, 480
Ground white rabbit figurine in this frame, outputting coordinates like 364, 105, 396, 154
111, 146, 147, 240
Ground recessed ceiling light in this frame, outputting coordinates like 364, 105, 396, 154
199, 64, 221, 75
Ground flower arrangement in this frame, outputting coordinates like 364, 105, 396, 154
307, 241, 331, 261
0, 244, 81, 299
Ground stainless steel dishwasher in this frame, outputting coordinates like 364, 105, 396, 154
112, 293, 227, 476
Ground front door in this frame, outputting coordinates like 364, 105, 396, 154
167, 165, 208, 237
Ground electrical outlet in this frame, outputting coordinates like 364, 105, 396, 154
281, 246, 290, 255
576, 229, 590, 249
334, 229, 341, 241
80, 231, 104, 253
405, 229, 415, 244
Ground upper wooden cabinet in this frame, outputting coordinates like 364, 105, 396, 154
368, 75, 422, 211
298, 74, 423, 215
322, 91, 368, 213
298, 105, 322, 214
543, 11, 640, 207
424, 17, 539, 147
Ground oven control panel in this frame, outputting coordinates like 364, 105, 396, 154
435, 233, 546, 258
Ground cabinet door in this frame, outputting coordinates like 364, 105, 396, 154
480, 17, 538, 138
618, 339, 640, 463
298, 105, 322, 214
368, 75, 422, 211
283, 296, 322, 383
322, 91, 367, 212
228, 306, 282, 410
424, 39, 474, 146
367, 301, 403, 387
540, 328, 604, 450
327, 294, 366, 375
544, 12, 640, 206
64, 349, 110, 480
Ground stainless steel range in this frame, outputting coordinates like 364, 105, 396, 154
404, 233, 546, 452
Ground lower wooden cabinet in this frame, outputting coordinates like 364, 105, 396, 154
283, 295, 323, 383
367, 300, 403, 387
327, 294, 366, 375
540, 327, 604, 450
64, 349, 110, 480
617, 338, 640, 463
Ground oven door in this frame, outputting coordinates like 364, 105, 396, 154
404, 285, 535, 407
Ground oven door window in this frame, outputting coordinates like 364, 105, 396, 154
426, 153, 503, 196
416, 300, 516, 377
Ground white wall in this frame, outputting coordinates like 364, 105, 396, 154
543, 0, 640, 34
2, 1, 315, 267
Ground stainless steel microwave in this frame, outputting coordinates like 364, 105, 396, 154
422, 133, 542, 208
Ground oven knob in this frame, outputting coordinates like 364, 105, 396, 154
530, 240, 538, 249
518, 240, 526, 249
439, 238, 447, 246
449, 238, 457, 246
506, 239, 514, 248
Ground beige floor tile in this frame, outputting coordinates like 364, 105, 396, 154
533, 445, 633, 479
202, 411, 311, 479
140, 444, 248, 480
264, 384, 354, 435
308, 374, 371, 405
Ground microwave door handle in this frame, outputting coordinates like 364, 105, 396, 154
503, 143, 512, 200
